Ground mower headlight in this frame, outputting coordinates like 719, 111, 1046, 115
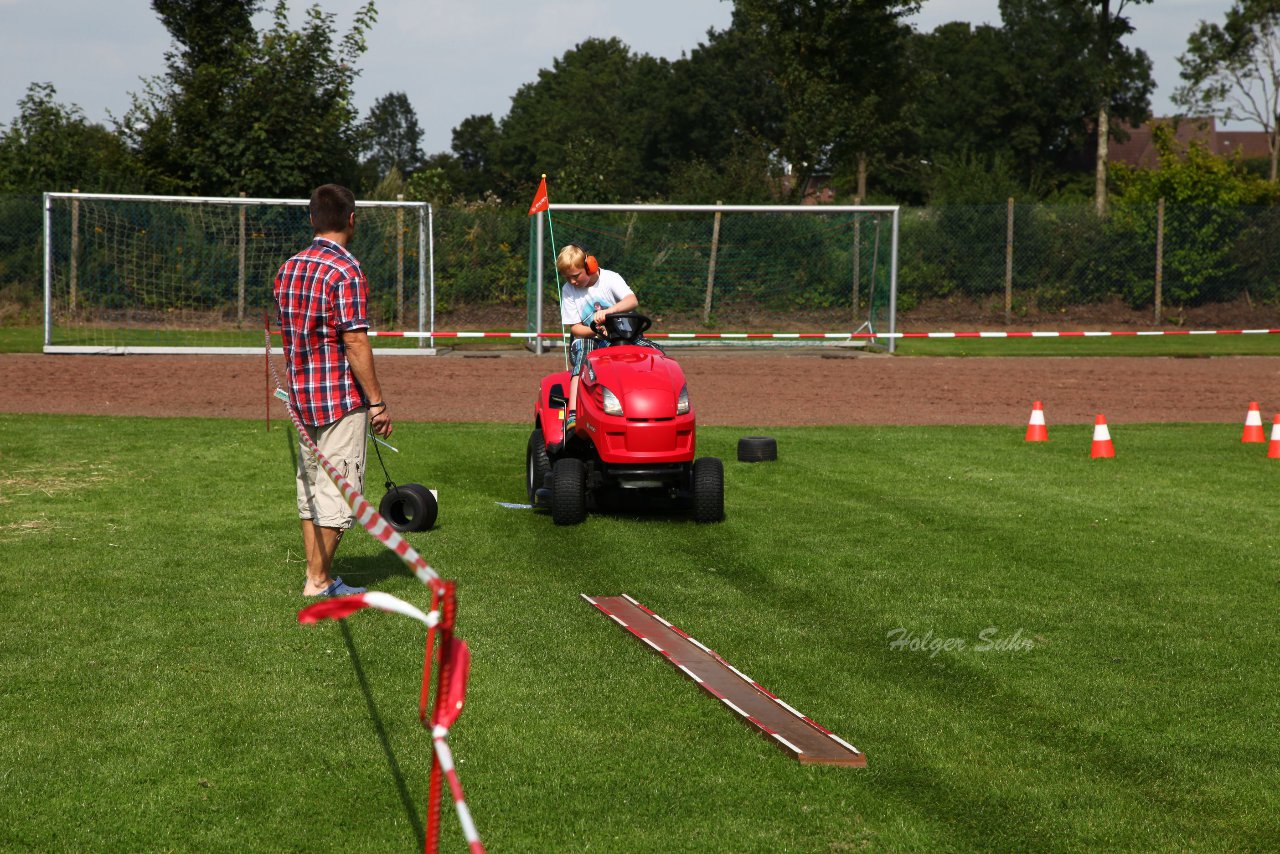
601, 386, 624, 416
676, 384, 690, 415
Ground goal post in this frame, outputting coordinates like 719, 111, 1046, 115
529, 203, 900, 352
42, 191, 435, 355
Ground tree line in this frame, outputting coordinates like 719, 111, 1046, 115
2, 0, 1279, 209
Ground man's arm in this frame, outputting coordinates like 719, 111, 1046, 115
341, 328, 393, 437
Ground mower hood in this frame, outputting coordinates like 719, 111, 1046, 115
589, 347, 687, 419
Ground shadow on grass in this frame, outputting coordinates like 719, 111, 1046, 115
339, 548, 432, 588
339, 620, 425, 849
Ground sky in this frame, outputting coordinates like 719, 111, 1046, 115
0, 1, 1244, 155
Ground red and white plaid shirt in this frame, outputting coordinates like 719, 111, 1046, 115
274, 237, 371, 426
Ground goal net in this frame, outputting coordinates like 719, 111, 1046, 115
43, 192, 433, 354
527, 203, 899, 350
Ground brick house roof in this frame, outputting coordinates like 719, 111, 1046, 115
1109, 116, 1271, 167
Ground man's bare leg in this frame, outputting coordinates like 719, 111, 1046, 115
300, 519, 343, 595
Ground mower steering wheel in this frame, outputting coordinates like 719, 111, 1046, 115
598, 312, 652, 344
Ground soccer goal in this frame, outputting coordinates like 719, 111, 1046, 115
527, 203, 900, 352
42, 192, 434, 354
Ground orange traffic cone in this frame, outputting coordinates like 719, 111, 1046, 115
1268, 415, 1280, 459
1242, 401, 1266, 443
1090, 414, 1115, 459
1025, 401, 1048, 442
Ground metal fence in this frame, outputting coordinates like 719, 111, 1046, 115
4, 195, 1280, 334
899, 202, 1280, 326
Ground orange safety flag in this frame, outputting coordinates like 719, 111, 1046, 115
527, 176, 549, 215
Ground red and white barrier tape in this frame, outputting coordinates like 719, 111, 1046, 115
431, 729, 484, 854
298, 591, 486, 854
264, 327, 1280, 341
348, 327, 1280, 340
298, 591, 438, 627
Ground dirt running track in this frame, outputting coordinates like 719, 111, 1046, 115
4, 350, 1278, 426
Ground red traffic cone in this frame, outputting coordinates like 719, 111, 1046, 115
1025, 401, 1048, 442
1268, 415, 1280, 459
1242, 401, 1266, 443
1090, 414, 1115, 459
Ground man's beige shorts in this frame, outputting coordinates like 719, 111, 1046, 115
296, 408, 369, 529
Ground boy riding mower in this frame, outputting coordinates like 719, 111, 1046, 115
525, 313, 724, 525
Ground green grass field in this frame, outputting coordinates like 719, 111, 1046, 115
2, 415, 1278, 851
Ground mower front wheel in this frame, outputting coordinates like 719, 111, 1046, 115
691, 457, 725, 523
551, 458, 588, 525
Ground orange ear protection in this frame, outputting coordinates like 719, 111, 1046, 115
570, 243, 599, 276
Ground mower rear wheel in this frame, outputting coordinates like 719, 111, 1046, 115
552, 458, 588, 525
527, 428, 551, 502
691, 457, 725, 523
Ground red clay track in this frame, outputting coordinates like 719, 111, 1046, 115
2, 351, 1277, 425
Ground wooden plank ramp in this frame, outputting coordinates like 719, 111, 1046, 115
582, 594, 865, 767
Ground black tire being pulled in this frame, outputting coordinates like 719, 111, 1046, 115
379, 483, 438, 532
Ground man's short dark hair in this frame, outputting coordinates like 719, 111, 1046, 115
309, 184, 356, 234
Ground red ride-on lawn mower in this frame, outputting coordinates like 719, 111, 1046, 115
526, 313, 724, 525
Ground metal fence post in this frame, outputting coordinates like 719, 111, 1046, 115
1005, 197, 1014, 324
1154, 197, 1164, 324
852, 196, 862, 322
237, 191, 246, 325
396, 193, 405, 328
70, 189, 79, 314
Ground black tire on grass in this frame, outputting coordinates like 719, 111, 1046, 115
737, 436, 778, 462
527, 428, 551, 502
400, 483, 438, 530
380, 483, 437, 532
691, 457, 725, 523
551, 458, 587, 525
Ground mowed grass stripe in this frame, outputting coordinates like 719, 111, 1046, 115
0, 415, 1276, 851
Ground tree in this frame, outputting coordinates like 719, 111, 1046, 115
996, 0, 1151, 204
659, 24, 785, 187
1176, 0, 1280, 182
493, 37, 674, 202
359, 92, 425, 187
910, 5, 1150, 201
730, 0, 920, 201
448, 114, 501, 198
910, 22, 1030, 181
0, 83, 142, 193
123, 0, 376, 196
1087, 0, 1154, 215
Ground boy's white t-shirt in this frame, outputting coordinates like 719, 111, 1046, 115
560, 269, 634, 326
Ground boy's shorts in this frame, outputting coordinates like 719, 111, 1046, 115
570, 338, 609, 373
295, 407, 369, 529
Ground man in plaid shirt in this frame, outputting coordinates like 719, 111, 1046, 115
275, 184, 393, 597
